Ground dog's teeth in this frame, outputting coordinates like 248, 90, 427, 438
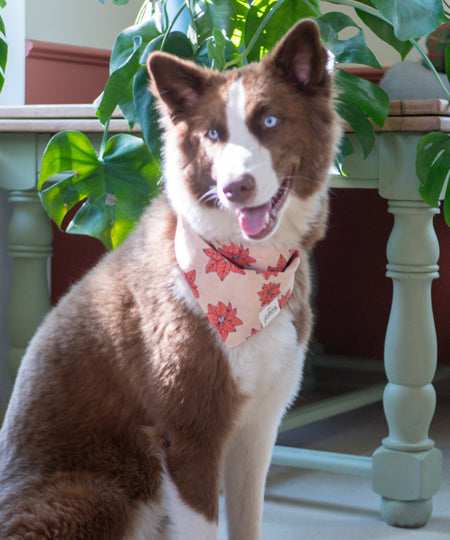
265, 212, 270, 226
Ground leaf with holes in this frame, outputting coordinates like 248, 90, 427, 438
39, 131, 160, 250
335, 68, 389, 128
316, 12, 382, 69
335, 95, 376, 160
355, 8, 412, 60
417, 132, 450, 225
370, 0, 446, 41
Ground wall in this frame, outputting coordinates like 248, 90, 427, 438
26, 0, 143, 51
25, 41, 110, 104
23, 1, 423, 66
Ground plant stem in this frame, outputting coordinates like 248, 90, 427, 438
303, 0, 321, 17
100, 119, 110, 160
160, 1, 187, 51
410, 38, 450, 101
324, 0, 384, 20
135, 1, 149, 25
223, 0, 287, 70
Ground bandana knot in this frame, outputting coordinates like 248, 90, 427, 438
175, 218, 300, 348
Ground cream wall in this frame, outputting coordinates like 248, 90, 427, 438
25, 0, 422, 63
26, 0, 144, 51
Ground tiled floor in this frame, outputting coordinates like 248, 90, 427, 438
219, 374, 450, 539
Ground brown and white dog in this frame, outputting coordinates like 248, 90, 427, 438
0, 20, 340, 539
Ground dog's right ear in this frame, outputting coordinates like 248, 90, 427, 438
147, 52, 206, 118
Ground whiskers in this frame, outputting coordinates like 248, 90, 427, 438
199, 185, 221, 206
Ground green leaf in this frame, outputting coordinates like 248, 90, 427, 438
195, 35, 241, 68
140, 31, 195, 62
334, 68, 389, 128
96, 20, 162, 126
207, 29, 227, 70
228, 0, 251, 49
245, 0, 320, 63
416, 132, 450, 224
336, 133, 355, 168
355, 8, 413, 60
0, 13, 7, 93
133, 68, 163, 161
97, 37, 141, 126
335, 95, 376, 159
187, 0, 237, 46
39, 131, 160, 249
316, 12, 382, 69
370, 0, 446, 41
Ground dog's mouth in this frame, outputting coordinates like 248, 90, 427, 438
235, 176, 292, 239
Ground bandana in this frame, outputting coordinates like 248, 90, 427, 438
175, 218, 300, 348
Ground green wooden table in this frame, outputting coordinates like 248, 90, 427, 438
0, 100, 448, 528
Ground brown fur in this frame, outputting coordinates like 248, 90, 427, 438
0, 199, 245, 537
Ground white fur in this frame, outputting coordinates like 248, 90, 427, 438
162, 473, 218, 540
123, 470, 218, 540
163, 69, 310, 540
214, 78, 279, 209
224, 312, 304, 540
171, 267, 305, 540
123, 499, 165, 540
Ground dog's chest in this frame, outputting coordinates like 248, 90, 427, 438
171, 267, 303, 406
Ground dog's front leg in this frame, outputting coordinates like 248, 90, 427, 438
223, 406, 283, 540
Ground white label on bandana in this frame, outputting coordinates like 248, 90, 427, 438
259, 298, 281, 328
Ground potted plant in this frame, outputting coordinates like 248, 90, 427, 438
37, 0, 450, 250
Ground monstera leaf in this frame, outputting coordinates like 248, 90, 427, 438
416, 132, 450, 225
39, 131, 160, 250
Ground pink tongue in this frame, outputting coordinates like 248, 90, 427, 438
236, 203, 271, 236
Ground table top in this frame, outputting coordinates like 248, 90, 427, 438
0, 99, 449, 133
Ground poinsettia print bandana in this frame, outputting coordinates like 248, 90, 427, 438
175, 218, 300, 348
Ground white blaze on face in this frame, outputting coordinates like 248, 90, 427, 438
214, 78, 279, 209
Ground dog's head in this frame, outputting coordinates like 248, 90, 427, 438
147, 20, 340, 249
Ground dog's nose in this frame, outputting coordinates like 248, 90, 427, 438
223, 174, 256, 203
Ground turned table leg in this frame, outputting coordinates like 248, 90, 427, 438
372, 200, 442, 528
7, 189, 53, 380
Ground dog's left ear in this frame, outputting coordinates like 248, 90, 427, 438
268, 19, 332, 91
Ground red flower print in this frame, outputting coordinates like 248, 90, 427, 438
218, 244, 256, 268
183, 270, 199, 298
278, 290, 291, 309
204, 243, 254, 281
258, 282, 281, 307
246, 328, 259, 340
206, 301, 243, 341
258, 254, 288, 279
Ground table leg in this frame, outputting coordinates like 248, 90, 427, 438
372, 200, 442, 528
7, 189, 52, 380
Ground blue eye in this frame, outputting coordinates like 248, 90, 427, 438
264, 116, 278, 128
208, 128, 219, 140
